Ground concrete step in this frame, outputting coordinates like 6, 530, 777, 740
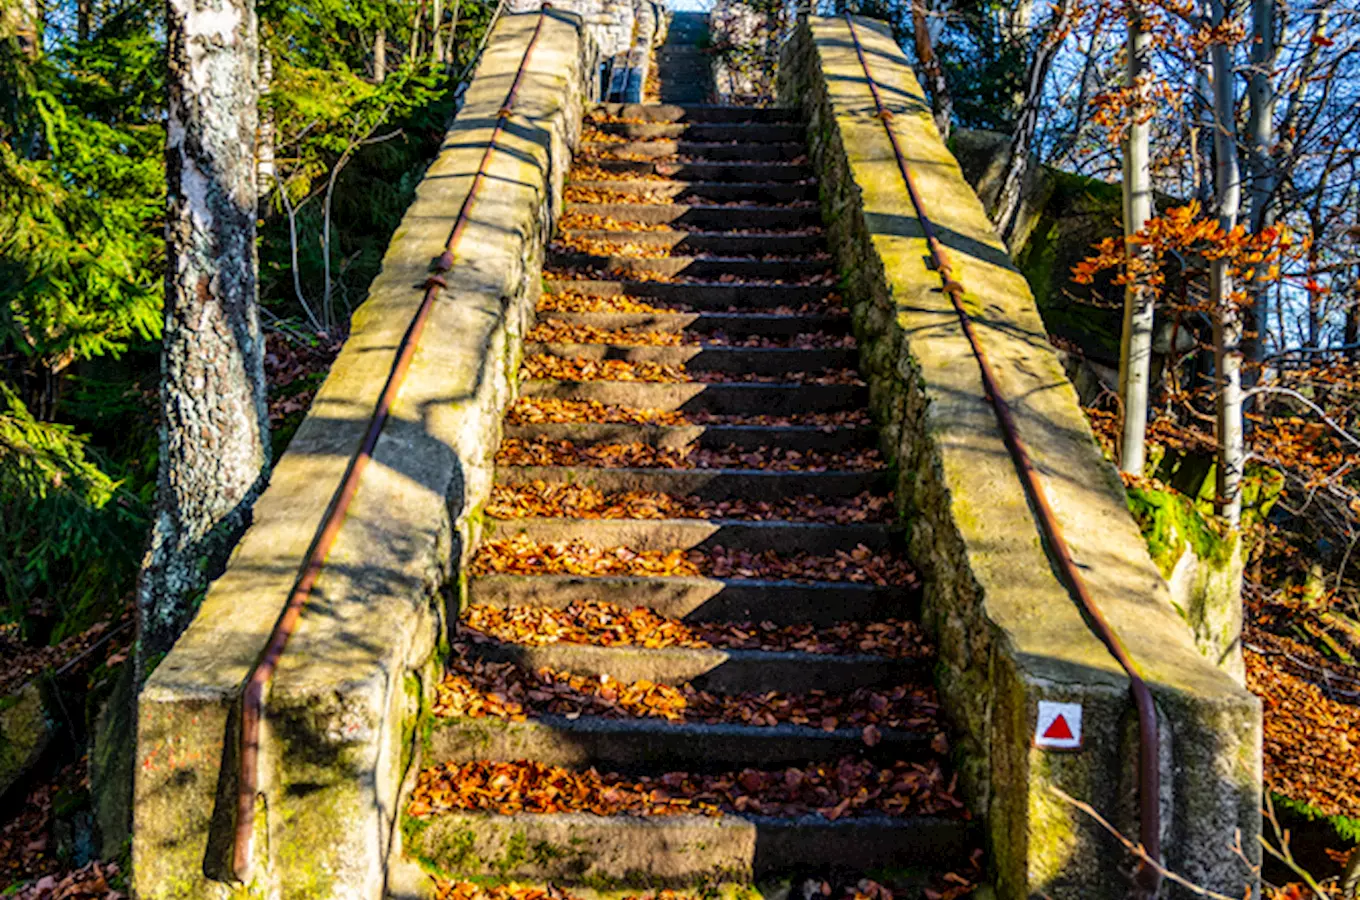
569, 179, 817, 204
557, 230, 825, 256
502, 422, 876, 452
523, 344, 856, 376
427, 715, 936, 771
494, 466, 884, 502
403, 811, 972, 882
518, 380, 866, 416
566, 202, 820, 229
583, 160, 813, 182
462, 641, 925, 695
580, 139, 808, 161
534, 310, 847, 336
547, 252, 828, 281
592, 121, 805, 142
481, 517, 897, 555
467, 574, 912, 625
544, 280, 837, 310
595, 103, 800, 123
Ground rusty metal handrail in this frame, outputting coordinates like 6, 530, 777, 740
840, 12, 1162, 895
231, 5, 553, 881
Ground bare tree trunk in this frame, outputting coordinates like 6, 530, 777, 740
442, 0, 461, 75
910, 0, 952, 139
1244, 0, 1277, 366
1118, 1, 1155, 476
993, 0, 1073, 248
141, 0, 270, 666
374, 25, 386, 82
429, 0, 443, 64
1209, 0, 1244, 529
1, 0, 41, 59
257, 39, 275, 207
77, 0, 92, 40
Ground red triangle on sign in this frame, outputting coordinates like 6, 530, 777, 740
1042, 714, 1074, 741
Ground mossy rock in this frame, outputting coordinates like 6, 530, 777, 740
0, 681, 54, 797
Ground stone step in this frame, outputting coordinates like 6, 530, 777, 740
595, 103, 801, 123
518, 380, 865, 415
592, 121, 805, 142
503, 422, 876, 452
544, 280, 836, 310
580, 139, 808, 161
569, 179, 817, 204
548, 252, 827, 281
567, 202, 820, 229
535, 310, 846, 336
467, 574, 911, 625
494, 466, 883, 502
582, 159, 813, 182
403, 811, 972, 882
427, 715, 935, 771
523, 343, 856, 376
462, 641, 925, 695
557, 229, 825, 256
481, 517, 896, 555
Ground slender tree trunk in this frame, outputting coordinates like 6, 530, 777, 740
77, 0, 92, 40
429, 0, 443, 63
1244, 0, 1277, 367
1118, 1, 1155, 476
140, 0, 270, 666
910, 0, 952, 139
993, 0, 1073, 248
1346, 270, 1360, 360
257, 39, 275, 208
374, 25, 386, 82
2, 0, 41, 59
1209, 0, 1244, 529
442, 0, 461, 76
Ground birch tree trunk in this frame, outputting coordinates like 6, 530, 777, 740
1, 0, 41, 59
139, 0, 270, 665
258, 39, 275, 207
374, 25, 386, 82
430, 0, 443, 64
1245, 0, 1277, 366
1118, 1, 1155, 476
992, 0, 1073, 249
911, 0, 952, 139
1209, 0, 1244, 528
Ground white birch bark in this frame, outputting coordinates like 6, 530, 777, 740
1118, 1, 1155, 476
1245, 0, 1277, 364
139, 0, 269, 662
1209, 0, 1244, 528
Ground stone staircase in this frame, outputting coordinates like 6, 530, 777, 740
656, 13, 712, 105
399, 102, 978, 895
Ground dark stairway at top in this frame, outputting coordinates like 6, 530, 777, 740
401, 17, 980, 899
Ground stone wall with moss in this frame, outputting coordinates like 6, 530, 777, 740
780, 16, 1261, 899
133, 13, 596, 899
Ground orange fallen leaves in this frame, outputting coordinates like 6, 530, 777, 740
494, 438, 886, 472
459, 600, 932, 660
407, 757, 964, 821
537, 292, 678, 314
486, 482, 893, 524
433, 647, 941, 732
519, 354, 864, 385
469, 535, 918, 586
504, 398, 873, 428
1248, 633, 1360, 820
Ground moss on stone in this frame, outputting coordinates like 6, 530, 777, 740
1271, 792, 1360, 844
1124, 484, 1234, 578
1013, 170, 1125, 361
